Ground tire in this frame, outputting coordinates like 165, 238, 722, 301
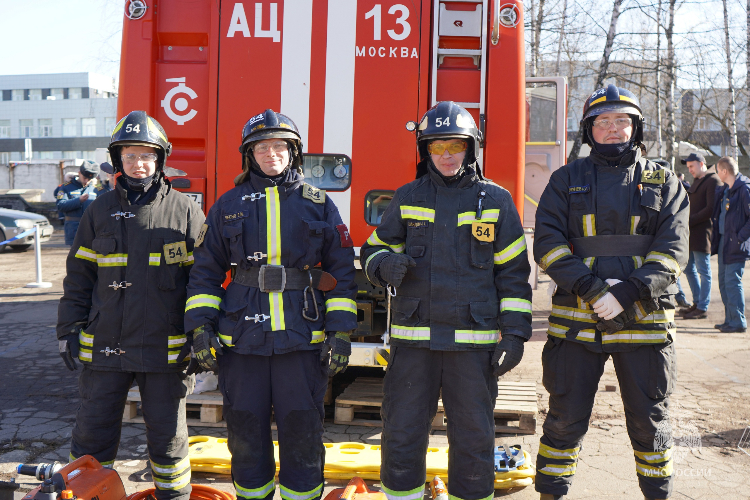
10, 244, 31, 252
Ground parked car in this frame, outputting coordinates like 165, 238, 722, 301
0, 208, 54, 252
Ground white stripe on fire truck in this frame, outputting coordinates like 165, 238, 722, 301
280, 0, 314, 149
322, 0, 357, 228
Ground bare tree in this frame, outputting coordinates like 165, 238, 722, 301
655, 0, 664, 158
723, 0, 739, 161
664, 0, 677, 168
568, 0, 624, 161
555, 0, 568, 75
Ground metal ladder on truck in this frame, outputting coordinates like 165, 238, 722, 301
430, 0, 489, 168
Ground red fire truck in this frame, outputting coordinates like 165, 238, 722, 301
117, 0, 567, 367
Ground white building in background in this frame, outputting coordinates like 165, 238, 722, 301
0, 73, 117, 164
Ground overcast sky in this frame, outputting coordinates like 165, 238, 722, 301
1, 0, 123, 80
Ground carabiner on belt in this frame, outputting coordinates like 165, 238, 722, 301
476, 190, 486, 219
302, 270, 320, 322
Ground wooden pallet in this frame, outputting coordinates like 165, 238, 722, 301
334, 378, 538, 435
123, 383, 334, 428
124, 389, 228, 428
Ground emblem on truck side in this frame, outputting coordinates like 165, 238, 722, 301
161, 78, 198, 126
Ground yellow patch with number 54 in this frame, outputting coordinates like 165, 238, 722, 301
163, 241, 188, 264
472, 221, 495, 242
642, 169, 666, 184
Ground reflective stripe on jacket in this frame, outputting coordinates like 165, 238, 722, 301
184, 170, 357, 356
360, 166, 532, 351
534, 148, 689, 352
57, 176, 205, 371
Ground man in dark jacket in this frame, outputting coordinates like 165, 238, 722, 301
185, 110, 357, 500
56, 161, 106, 245
534, 85, 688, 500
680, 152, 722, 319
361, 102, 532, 500
710, 156, 750, 333
57, 111, 205, 500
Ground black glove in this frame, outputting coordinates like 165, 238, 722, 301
594, 303, 639, 335
492, 334, 525, 377
321, 331, 351, 377
376, 254, 416, 287
578, 276, 609, 307
59, 332, 80, 371
192, 324, 223, 371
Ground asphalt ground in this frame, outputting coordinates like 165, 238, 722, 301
0, 232, 749, 499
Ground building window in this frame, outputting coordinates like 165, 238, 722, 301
51, 88, 64, 100
28, 89, 42, 101
105, 117, 116, 134
20, 120, 33, 138
698, 116, 706, 130
0, 152, 9, 165
11, 89, 24, 101
40, 151, 55, 160
68, 88, 82, 99
39, 119, 53, 137
567, 117, 577, 131
82, 151, 97, 161
0, 120, 10, 138
62, 119, 77, 137
81, 118, 96, 136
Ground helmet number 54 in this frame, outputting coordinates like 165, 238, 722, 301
435, 117, 450, 127
125, 124, 140, 133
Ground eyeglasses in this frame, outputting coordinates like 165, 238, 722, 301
253, 141, 289, 154
121, 153, 158, 164
427, 141, 468, 155
592, 117, 633, 130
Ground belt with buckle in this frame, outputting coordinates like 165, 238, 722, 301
233, 265, 337, 293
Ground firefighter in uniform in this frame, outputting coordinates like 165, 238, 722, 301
184, 110, 358, 500
57, 161, 106, 245
360, 102, 533, 500
533, 85, 688, 500
57, 111, 204, 500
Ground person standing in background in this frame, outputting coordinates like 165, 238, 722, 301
680, 153, 722, 319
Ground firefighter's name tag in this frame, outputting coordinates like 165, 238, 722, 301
164, 241, 188, 264
195, 224, 209, 248
471, 222, 495, 242
302, 184, 326, 204
569, 185, 590, 194
642, 170, 666, 184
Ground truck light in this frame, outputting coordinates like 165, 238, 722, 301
405, 121, 418, 132
126, 0, 147, 20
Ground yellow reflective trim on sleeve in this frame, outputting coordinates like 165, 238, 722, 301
75, 246, 97, 262
540, 245, 572, 270
634, 447, 673, 464
366, 229, 405, 253
185, 294, 221, 312
457, 209, 500, 226
325, 298, 357, 314
79, 330, 94, 347
149, 253, 161, 266
583, 257, 595, 269
633, 256, 644, 268
494, 235, 526, 265
167, 335, 186, 346
400, 205, 435, 222
79, 348, 92, 362
645, 252, 681, 275
500, 298, 532, 313
364, 248, 390, 280
310, 331, 325, 344
582, 214, 596, 237
266, 187, 285, 331
217, 332, 235, 347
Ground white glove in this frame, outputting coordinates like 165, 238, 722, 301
593, 279, 624, 320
